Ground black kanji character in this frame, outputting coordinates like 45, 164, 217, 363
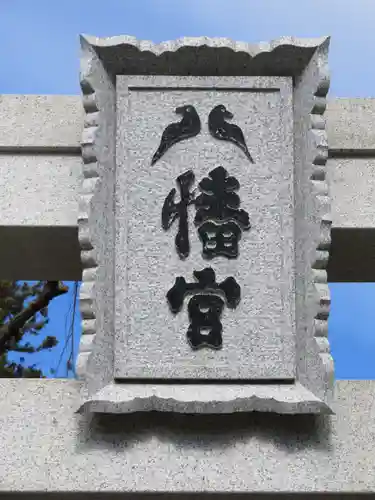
162, 170, 195, 259
198, 220, 242, 259
187, 295, 224, 349
194, 166, 250, 259
208, 105, 254, 163
166, 267, 240, 350
194, 166, 250, 228
152, 105, 201, 165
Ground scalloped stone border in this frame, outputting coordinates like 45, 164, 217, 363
76, 80, 99, 379
81, 34, 329, 77
78, 382, 330, 415
77, 35, 334, 414
83, 34, 328, 57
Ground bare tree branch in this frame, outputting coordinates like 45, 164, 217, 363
0, 281, 68, 354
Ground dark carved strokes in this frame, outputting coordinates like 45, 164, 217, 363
166, 267, 241, 350
208, 105, 254, 163
151, 105, 201, 165
152, 104, 254, 164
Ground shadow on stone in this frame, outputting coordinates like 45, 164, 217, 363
77, 410, 332, 454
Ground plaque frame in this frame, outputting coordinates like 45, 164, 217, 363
77, 35, 333, 415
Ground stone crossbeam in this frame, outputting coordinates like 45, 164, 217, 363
1, 95, 375, 282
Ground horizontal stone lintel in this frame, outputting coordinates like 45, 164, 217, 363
0, 224, 371, 282
0, 379, 374, 492
1, 95, 375, 152
79, 382, 333, 415
0, 95, 375, 282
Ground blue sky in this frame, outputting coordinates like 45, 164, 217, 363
1, 0, 375, 378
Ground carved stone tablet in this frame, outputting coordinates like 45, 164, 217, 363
114, 76, 295, 381
77, 35, 333, 415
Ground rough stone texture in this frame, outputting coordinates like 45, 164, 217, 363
0, 154, 81, 226
2, 94, 373, 153
0, 94, 81, 151
327, 157, 375, 282
0, 379, 374, 492
1, 72, 374, 288
0, 159, 374, 283
292, 38, 333, 409
1, 162, 373, 282
329, 158, 375, 228
327, 98, 375, 153
81, 382, 330, 414
2, 94, 374, 153
77, 35, 334, 415
82, 34, 328, 77
76, 37, 117, 399
115, 76, 295, 381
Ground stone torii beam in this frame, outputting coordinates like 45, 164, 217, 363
1, 35, 375, 495
1, 95, 375, 282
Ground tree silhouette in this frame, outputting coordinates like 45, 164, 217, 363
0, 281, 68, 377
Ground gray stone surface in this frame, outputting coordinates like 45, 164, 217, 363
115, 76, 295, 381
1, 69, 374, 288
78, 35, 334, 414
329, 158, 375, 228
1, 159, 373, 283
0, 95, 373, 235
82, 34, 328, 77
2, 94, 374, 153
0, 94, 81, 151
81, 382, 329, 414
0, 157, 373, 283
292, 38, 333, 409
1, 36, 375, 494
77, 36, 117, 401
0, 379, 374, 492
327, 98, 375, 153
0, 154, 81, 226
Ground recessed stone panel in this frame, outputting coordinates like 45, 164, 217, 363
114, 76, 295, 381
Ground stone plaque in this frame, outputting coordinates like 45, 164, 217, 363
114, 76, 295, 380
77, 35, 334, 414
